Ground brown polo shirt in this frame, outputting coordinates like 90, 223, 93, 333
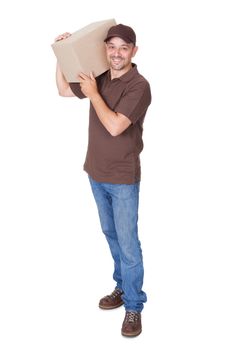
70, 64, 151, 184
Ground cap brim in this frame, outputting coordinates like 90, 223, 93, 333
104, 35, 133, 44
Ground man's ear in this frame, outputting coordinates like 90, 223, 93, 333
132, 46, 138, 57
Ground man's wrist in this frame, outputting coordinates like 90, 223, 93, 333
90, 92, 102, 104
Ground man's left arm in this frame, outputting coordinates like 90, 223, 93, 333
79, 72, 131, 137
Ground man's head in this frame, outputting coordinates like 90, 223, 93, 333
104, 24, 136, 46
104, 24, 138, 76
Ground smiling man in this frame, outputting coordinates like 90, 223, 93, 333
55, 23, 151, 337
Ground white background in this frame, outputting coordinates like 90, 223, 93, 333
0, 0, 232, 349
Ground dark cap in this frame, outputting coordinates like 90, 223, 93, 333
104, 24, 136, 45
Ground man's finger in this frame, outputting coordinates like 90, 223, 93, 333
54, 32, 71, 42
90, 72, 95, 80
79, 72, 89, 80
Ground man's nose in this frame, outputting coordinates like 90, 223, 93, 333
113, 48, 121, 55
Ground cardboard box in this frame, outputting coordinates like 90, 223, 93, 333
52, 19, 116, 82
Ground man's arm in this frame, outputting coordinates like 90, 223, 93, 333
90, 94, 131, 137
54, 32, 75, 97
79, 72, 131, 137
56, 63, 75, 97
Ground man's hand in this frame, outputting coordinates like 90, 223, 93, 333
78, 72, 99, 99
54, 32, 71, 42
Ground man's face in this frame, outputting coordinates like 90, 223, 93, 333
105, 37, 138, 72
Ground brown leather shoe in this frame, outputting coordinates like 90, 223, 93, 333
99, 288, 124, 309
121, 311, 142, 337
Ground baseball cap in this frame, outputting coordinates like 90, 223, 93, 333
104, 24, 136, 46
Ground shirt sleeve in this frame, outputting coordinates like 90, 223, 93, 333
69, 83, 86, 99
115, 80, 152, 124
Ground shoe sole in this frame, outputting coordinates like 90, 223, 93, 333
121, 329, 142, 337
99, 301, 124, 310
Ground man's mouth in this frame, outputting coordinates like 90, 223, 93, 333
111, 57, 123, 64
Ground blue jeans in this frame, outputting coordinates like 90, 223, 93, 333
88, 176, 147, 313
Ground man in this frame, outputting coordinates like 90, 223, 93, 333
55, 23, 151, 337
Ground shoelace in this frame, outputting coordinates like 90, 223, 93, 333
125, 311, 139, 323
110, 288, 122, 299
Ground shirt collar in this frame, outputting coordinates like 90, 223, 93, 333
107, 63, 138, 83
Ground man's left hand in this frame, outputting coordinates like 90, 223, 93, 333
78, 72, 98, 99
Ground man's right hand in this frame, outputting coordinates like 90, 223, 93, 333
54, 32, 71, 42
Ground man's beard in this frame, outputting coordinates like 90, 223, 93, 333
109, 56, 125, 70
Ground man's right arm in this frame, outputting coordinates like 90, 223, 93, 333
56, 62, 75, 97
54, 32, 75, 97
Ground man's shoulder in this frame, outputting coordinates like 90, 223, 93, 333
129, 66, 150, 87
127, 71, 151, 93
135, 73, 150, 86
